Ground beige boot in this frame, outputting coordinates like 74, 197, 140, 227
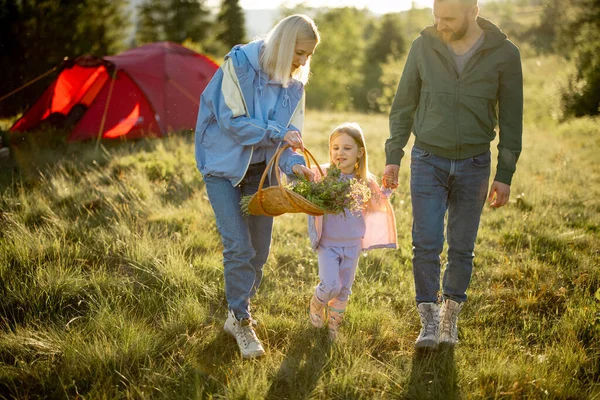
439, 299, 463, 345
309, 294, 327, 328
327, 299, 348, 340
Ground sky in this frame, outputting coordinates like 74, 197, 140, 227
213, 0, 433, 15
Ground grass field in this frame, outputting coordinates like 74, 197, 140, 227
1, 54, 599, 399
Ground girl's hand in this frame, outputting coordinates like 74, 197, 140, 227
292, 164, 315, 181
283, 130, 304, 151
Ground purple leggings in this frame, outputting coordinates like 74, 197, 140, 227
315, 244, 360, 303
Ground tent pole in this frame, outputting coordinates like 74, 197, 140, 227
0, 66, 58, 103
95, 71, 117, 151
168, 79, 200, 106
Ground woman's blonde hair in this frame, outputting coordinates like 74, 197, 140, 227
329, 122, 371, 182
260, 14, 320, 87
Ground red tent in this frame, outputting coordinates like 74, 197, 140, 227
11, 42, 219, 141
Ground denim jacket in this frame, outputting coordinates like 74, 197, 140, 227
194, 40, 305, 186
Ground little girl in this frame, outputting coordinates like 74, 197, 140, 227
308, 122, 397, 339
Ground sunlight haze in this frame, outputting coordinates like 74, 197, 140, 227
233, 0, 432, 14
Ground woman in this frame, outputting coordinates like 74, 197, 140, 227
194, 14, 320, 358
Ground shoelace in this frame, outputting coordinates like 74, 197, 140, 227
238, 321, 259, 347
442, 309, 458, 337
420, 310, 439, 336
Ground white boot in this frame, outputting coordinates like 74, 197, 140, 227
223, 309, 265, 358
327, 299, 347, 340
415, 302, 440, 349
439, 299, 463, 345
309, 294, 327, 328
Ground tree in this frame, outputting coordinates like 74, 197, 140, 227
358, 13, 406, 112
523, 0, 563, 53
307, 7, 372, 111
558, 0, 600, 117
136, 0, 212, 44
0, 0, 130, 117
216, 0, 246, 49
378, 52, 408, 115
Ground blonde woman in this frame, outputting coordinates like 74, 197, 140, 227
307, 123, 397, 339
194, 15, 320, 358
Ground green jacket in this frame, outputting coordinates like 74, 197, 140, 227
385, 17, 523, 185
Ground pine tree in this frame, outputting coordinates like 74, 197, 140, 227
0, 0, 130, 117
216, 0, 246, 49
136, 0, 212, 44
559, 0, 600, 117
358, 13, 406, 112
308, 7, 372, 111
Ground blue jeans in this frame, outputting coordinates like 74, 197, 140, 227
203, 162, 273, 320
410, 146, 490, 304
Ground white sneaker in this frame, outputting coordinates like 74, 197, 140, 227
223, 309, 265, 358
439, 299, 463, 345
415, 302, 440, 349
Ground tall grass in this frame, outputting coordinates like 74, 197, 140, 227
0, 55, 599, 399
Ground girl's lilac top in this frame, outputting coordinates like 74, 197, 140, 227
320, 173, 366, 247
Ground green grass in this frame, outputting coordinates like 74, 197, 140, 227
0, 55, 599, 399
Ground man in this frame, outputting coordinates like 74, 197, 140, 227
383, 0, 523, 349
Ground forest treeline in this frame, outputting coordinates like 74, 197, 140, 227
0, 0, 598, 119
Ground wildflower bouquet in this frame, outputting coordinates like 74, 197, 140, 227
241, 165, 371, 216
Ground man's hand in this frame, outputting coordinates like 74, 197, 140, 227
488, 181, 510, 208
292, 164, 315, 181
382, 164, 400, 189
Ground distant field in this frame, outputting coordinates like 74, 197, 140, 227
0, 55, 599, 399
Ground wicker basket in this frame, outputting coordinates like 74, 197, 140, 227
247, 144, 325, 216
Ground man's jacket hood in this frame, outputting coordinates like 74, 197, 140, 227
420, 16, 508, 50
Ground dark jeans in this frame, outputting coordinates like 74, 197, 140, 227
410, 146, 490, 304
203, 162, 273, 320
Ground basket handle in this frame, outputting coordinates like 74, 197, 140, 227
254, 144, 325, 215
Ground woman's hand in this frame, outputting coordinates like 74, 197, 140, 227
283, 130, 304, 151
292, 164, 315, 181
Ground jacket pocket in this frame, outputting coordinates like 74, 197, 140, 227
461, 83, 498, 137
195, 114, 215, 145
416, 89, 456, 149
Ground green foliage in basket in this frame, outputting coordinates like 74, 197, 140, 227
241, 165, 371, 216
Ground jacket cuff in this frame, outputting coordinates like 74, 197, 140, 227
494, 169, 514, 185
282, 157, 304, 177
385, 153, 402, 166
267, 122, 288, 142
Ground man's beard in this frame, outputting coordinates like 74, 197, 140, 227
440, 16, 469, 42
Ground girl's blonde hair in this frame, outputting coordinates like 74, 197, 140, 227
260, 14, 320, 87
329, 122, 371, 182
